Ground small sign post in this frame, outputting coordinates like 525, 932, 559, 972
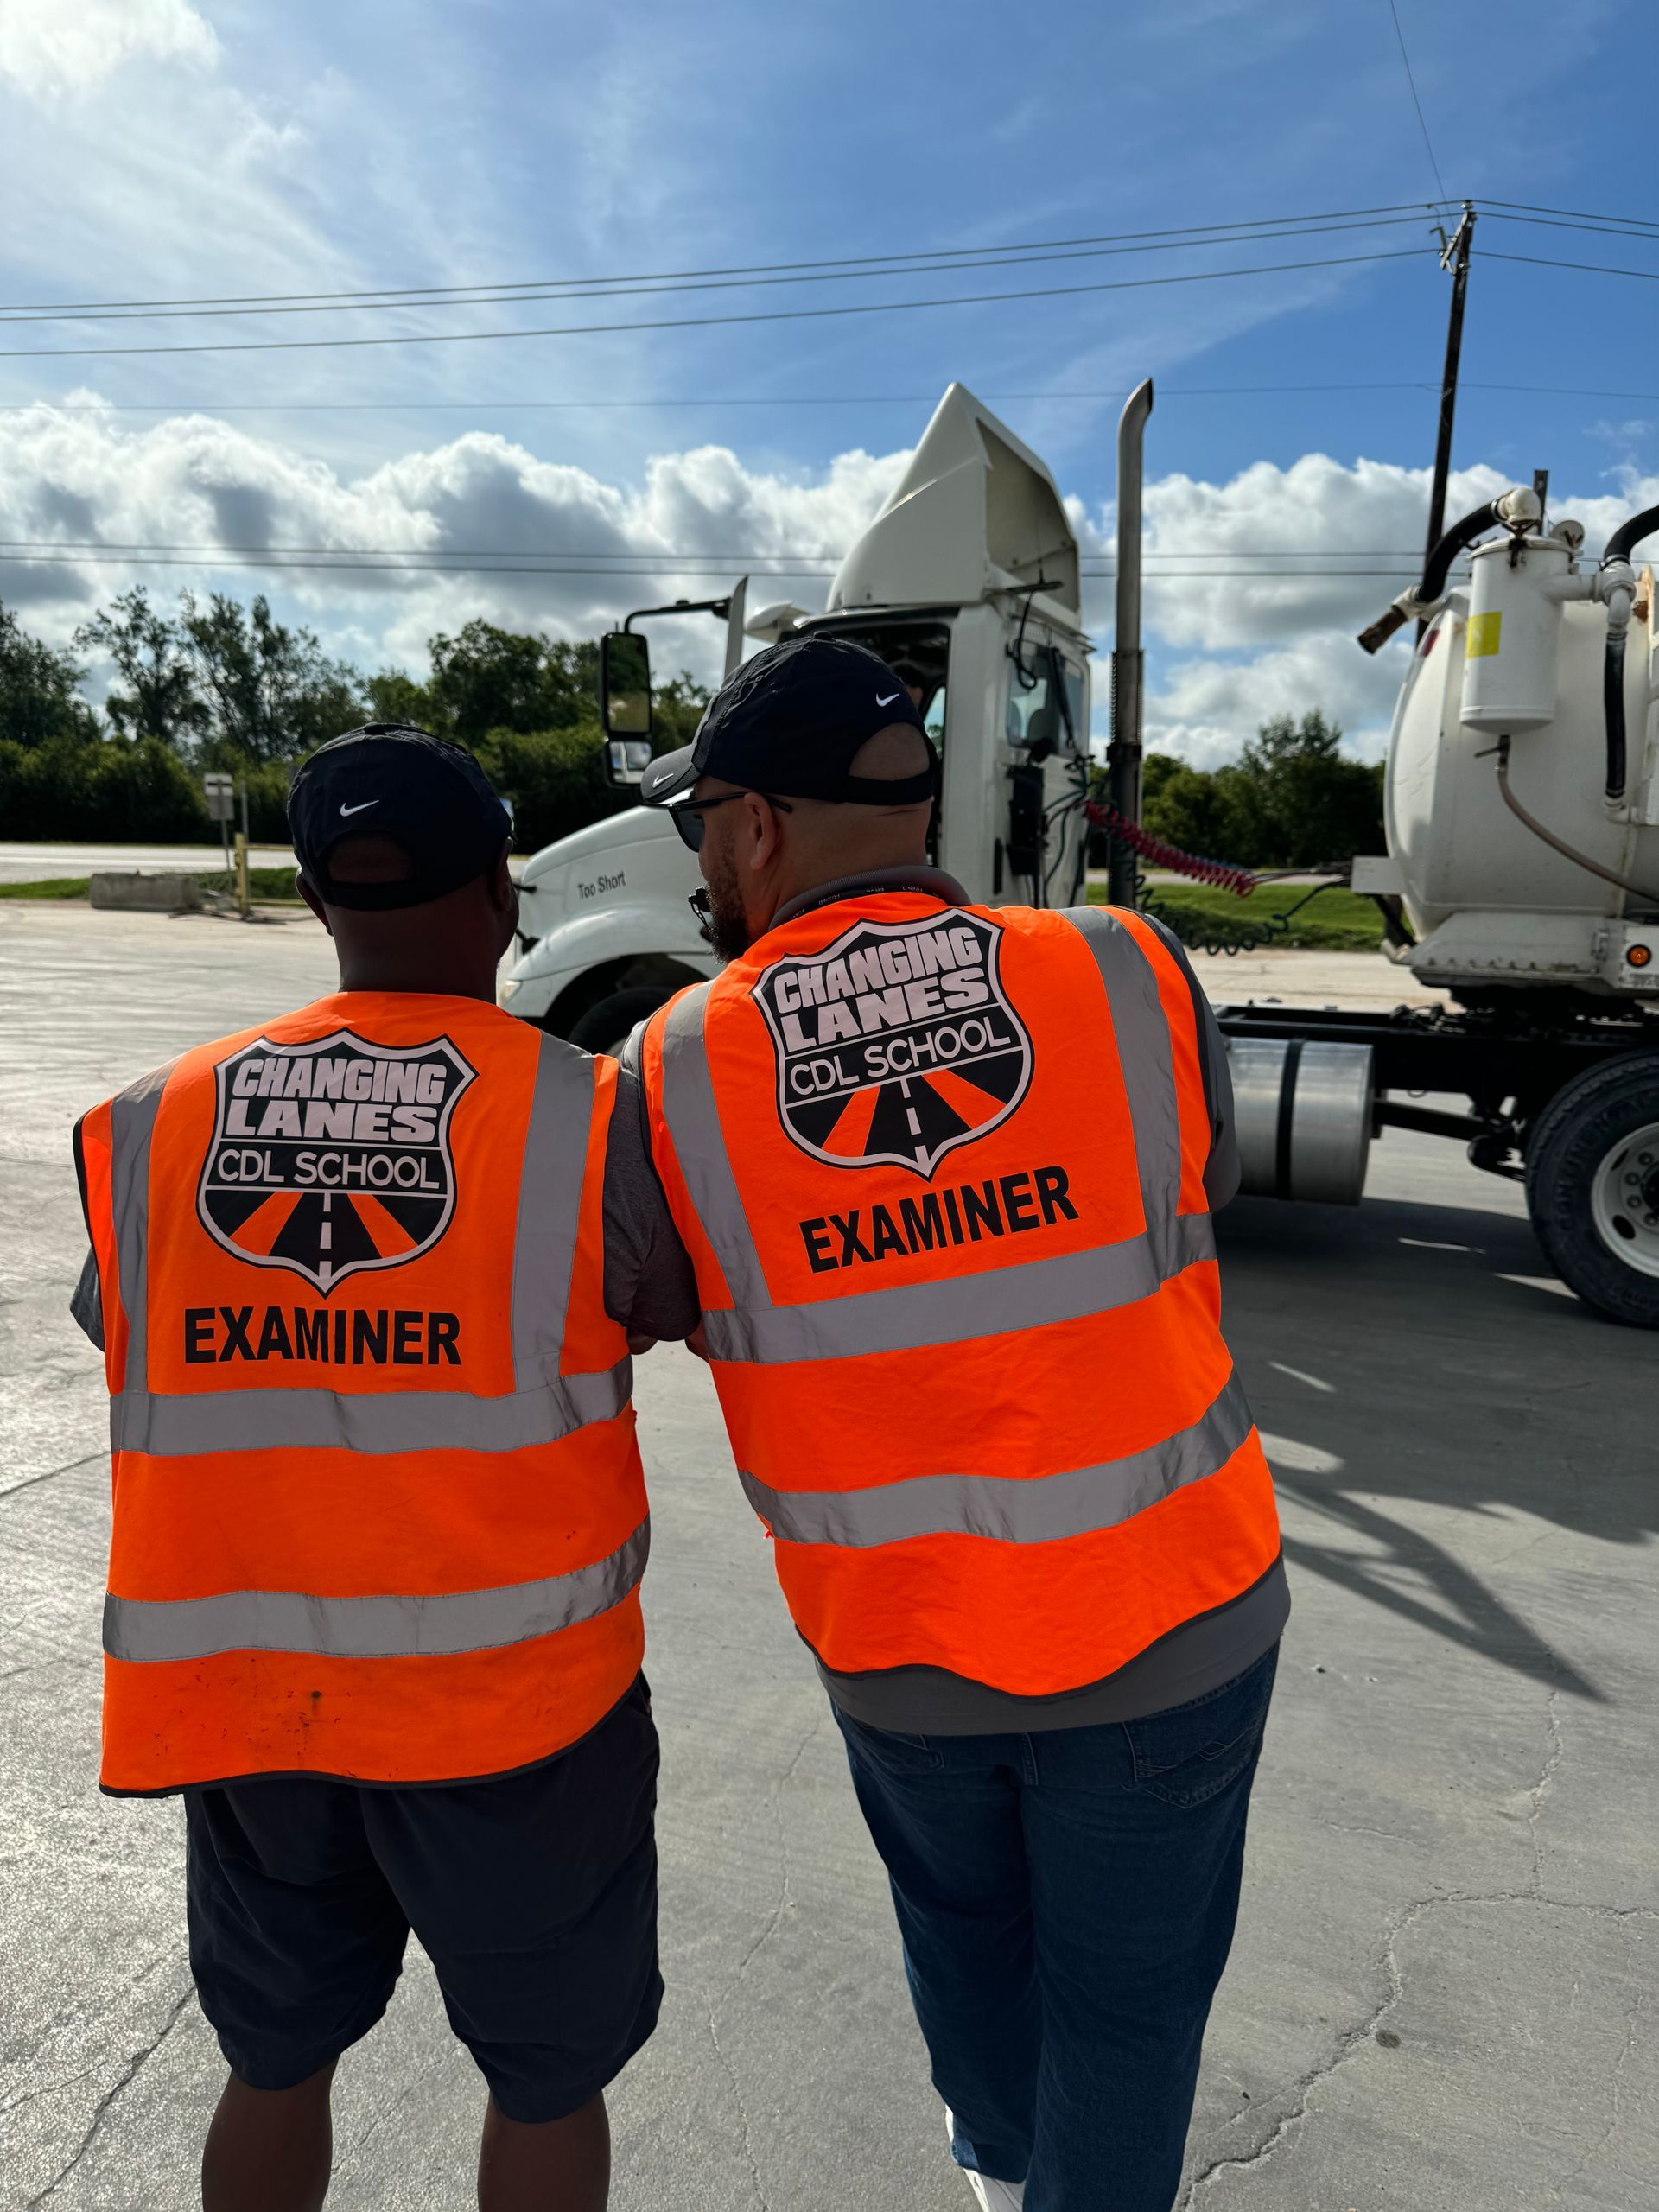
203, 773, 238, 909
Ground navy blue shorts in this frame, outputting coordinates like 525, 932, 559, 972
183, 1677, 660, 2124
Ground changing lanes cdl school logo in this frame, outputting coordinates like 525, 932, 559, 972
753, 912, 1033, 1178
196, 1032, 476, 1293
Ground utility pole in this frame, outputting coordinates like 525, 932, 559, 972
1108, 378, 1154, 907
1421, 203, 1475, 635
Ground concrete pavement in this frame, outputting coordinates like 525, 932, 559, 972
1, 903, 1652, 2210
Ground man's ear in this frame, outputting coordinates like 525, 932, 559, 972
741, 790, 786, 874
488, 849, 516, 911
296, 874, 334, 936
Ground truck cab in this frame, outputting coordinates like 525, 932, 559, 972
499, 384, 1094, 1050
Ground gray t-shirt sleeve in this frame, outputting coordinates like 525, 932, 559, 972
72, 1248, 105, 1350
1143, 916, 1240, 1212
601, 1068, 702, 1340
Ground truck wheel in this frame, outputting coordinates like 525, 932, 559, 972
565, 986, 676, 1058
1525, 1052, 1659, 1326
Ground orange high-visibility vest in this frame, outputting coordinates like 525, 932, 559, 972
75, 992, 647, 1795
640, 892, 1278, 1697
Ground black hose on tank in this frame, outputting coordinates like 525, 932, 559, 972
1599, 502, 1659, 804
1604, 501, 1659, 566
1421, 498, 1502, 604
1357, 499, 1500, 654
1605, 632, 1629, 803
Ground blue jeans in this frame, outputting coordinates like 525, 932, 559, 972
833, 1644, 1278, 2212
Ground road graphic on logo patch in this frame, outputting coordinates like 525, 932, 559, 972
753, 912, 1033, 1177
197, 1031, 475, 1293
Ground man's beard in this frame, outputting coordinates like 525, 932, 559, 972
695, 847, 753, 963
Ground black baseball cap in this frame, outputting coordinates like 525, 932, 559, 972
639, 634, 939, 810
287, 724, 512, 911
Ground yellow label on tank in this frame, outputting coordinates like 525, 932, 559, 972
1466, 610, 1502, 658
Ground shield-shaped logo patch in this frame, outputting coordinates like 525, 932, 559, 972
196, 1031, 476, 1294
753, 912, 1033, 1178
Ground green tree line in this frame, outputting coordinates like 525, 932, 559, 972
0, 589, 708, 849
3, 590, 1382, 868
1094, 710, 1385, 871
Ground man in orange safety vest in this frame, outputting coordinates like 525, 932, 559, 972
72, 725, 698, 2212
631, 635, 1286, 2212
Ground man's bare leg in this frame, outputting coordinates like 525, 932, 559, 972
201, 2060, 336, 2212
477, 2091, 610, 2212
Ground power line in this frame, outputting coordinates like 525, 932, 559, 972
1473, 196, 1659, 236
0, 248, 1434, 361
1484, 248, 1659, 284
0, 201, 1452, 318
0, 550, 1434, 581
0, 537, 1439, 558
1478, 209, 1659, 247
1385, 0, 1449, 204
0, 384, 1444, 413
17, 375, 1659, 416
0, 216, 1441, 329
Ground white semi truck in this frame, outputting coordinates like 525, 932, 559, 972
498, 386, 1659, 1328
499, 384, 1094, 1046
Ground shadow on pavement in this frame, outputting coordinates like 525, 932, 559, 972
1215, 1190, 1641, 1702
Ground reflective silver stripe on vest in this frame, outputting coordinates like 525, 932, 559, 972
107, 1061, 176, 1404
738, 1376, 1252, 1548
658, 983, 774, 1313
698, 1212, 1215, 1364
104, 1516, 649, 1663
657, 910, 1205, 1364
511, 1039, 597, 1387
109, 1357, 632, 1457
104, 1033, 626, 1457
1065, 906, 1184, 1278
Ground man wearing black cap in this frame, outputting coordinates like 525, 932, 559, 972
69, 725, 697, 2212
632, 639, 1281, 2212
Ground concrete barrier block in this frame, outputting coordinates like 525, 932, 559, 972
88, 871, 205, 913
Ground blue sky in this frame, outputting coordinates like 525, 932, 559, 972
3, 0, 1657, 763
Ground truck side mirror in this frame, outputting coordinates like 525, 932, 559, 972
600, 632, 653, 785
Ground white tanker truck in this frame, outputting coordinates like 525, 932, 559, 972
498, 386, 1659, 1328
1222, 481, 1659, 1327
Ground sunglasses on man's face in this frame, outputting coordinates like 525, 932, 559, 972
666, 789, 794, 853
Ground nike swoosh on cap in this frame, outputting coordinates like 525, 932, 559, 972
875, 690, 901, 706
339, 799, 378, 817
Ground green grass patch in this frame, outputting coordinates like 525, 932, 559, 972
0, 875, 92, 899
1089, 879, 1385, 951
199, 867, 305, 904
0, 865, 303, 905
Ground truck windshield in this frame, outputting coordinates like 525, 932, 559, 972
1007, 645, 1084, 753
804, 620, 952, 748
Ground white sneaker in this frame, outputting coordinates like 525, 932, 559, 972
944, 2109, 1027, 2211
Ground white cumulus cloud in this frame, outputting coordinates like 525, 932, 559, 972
0, 0, 218, 100
1123, 452, 1659, 763
0, 400, 911, 691
8, 404, 1659, 760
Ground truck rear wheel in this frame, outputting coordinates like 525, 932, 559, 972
565, 986, 676, 1058
1525, 1052, 1659, 1326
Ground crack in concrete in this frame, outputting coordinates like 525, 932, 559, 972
1554, 1957, 1651, 2206
1528, 1689, 1565, 1899
22, 1984, 194, 2207
696, 1713, 823, 2212
0, 1452, 105, 1505
1182, 1895, 1653, 2202
704, 2002, 772, 2212
1184, 1892, 1420, 2202
717, 1713, 823, 2005
1188, 1677, 1586, 2199
343, 2043, 453, 2160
